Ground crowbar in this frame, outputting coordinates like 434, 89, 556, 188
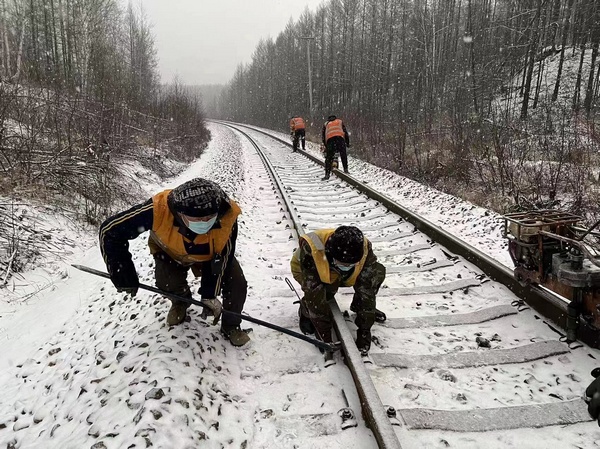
72, 264, 338, 352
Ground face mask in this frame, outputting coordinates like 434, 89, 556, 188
337, 264, 354, 272
186, 216, 217, 235
334, 260, 356, 272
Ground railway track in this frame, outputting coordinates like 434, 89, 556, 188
217, 121, 599, 449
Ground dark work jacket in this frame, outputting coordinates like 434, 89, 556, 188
99, 198, 238, 299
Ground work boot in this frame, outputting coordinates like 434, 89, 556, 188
221, 325, 250, 347
356, 329, 372, 355
344, 169, 349, 174
323, 350, 335, 366
321, 174, 330, 181
298, 307, 315, 335
166, 300, 189, 326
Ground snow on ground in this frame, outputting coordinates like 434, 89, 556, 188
0, 124, 372, 449
0, 122, 598, 448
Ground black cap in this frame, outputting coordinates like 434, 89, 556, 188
167, 178, 229, 218
325, 226, 364, 264
327, 115, 337, 121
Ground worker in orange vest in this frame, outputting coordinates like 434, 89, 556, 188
99, 178, 250, 347
289, 116, 306, 152
321, 115, 350, 180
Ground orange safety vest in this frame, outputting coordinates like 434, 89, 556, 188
290, 117, 305, 132
148, 190, 241, 265
290, 229, 369, 287
325, 119, 344, 142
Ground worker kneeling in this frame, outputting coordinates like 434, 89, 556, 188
290, 226, 386, 354
99, 178, 249, 347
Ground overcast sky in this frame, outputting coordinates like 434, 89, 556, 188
136, 0, 325, 86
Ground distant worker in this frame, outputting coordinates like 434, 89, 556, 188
290, 226, 386, 356
321, 114, 350, 180
586, 367, 600, 426
289, 116, 306, 152
99, 178, 250, 346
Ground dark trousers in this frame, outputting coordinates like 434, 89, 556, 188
350, 261, 386, 330
293, 129, 305, 152
154, 252, 247, 328
325, 136, 348, 175
296, 260, 386, 341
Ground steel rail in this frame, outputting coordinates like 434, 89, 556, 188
220, 121, 599, 349
220, 122, 403, 449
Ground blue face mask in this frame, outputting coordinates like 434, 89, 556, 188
186, 216, 217, 235
336, 264, 354, 272
334, 259, 356, 272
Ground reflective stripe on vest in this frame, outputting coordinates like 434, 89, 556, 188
325, 119, 344, 142
290, 117, 305, 131
296, 229, 368, 286
148, 190, 241, 265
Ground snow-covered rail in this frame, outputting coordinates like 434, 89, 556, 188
218, 121, 599, 449
231, 123, 600, 350
221, 122, 403, 449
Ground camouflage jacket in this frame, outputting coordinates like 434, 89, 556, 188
297, 239, 384, 309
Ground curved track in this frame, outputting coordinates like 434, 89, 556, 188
217, 122, 599, 449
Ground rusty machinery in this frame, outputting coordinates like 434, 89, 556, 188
503, 210, 600, 342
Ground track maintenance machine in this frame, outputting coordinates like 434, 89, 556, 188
503, 210, 600, 345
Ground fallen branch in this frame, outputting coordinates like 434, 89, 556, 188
1, 249, 17, 286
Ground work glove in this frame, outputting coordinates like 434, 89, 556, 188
110, 262, 139, 297
586, 367, 600, 425
200, 298, 223, 325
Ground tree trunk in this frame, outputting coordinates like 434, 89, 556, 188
584, 40, 599, 113
584, 1, 599, 113
552, 0, 575, 101
0, 0, 8, 78
521, 0, 542, 119
11, 18, 25, 81
573, 37, 587, 110
467, 0, 479, 114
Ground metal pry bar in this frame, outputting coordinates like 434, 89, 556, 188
72, 264, 339, 352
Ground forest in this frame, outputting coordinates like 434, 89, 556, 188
1, 0, 600, 277
0, 0, 210, 224
218, 0, 600, 215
